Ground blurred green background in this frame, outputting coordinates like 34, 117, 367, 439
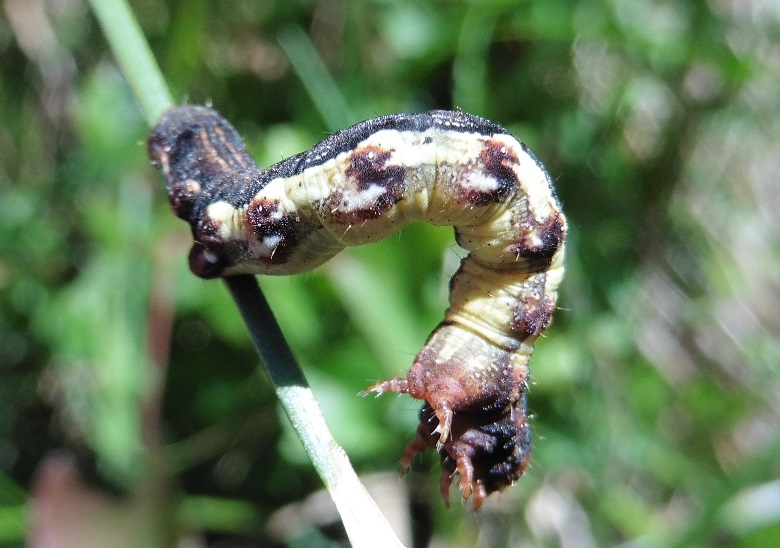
1, 0, 779, 546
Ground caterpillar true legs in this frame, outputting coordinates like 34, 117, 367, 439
148, 105, 566, 509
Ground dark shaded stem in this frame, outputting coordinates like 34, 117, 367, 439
224, 275, 306, 387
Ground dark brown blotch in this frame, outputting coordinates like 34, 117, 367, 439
194, 214, 222, 242
246, 197, 280, 229
457, 139, 519, 205
346, 145, 394, 190
329, 145, 406, 221
508, 279, 555, 342
510, 211, 565, 271
245, 198, 300, 265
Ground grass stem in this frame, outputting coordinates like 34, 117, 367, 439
88, 1, 404, 544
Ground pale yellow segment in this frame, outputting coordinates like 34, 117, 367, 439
446, 258, 565, 354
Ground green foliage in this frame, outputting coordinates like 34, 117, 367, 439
1, 0, 778, 546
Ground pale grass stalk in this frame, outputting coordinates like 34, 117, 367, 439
88, 0, 404, 544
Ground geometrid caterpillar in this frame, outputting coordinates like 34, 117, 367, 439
148, 106, 566, 510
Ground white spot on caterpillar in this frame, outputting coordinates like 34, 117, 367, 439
335, 184, 388, 212
465, 171, 500, 193
255, 234, 282, 258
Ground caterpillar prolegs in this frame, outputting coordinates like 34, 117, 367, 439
148, 106, 566, 509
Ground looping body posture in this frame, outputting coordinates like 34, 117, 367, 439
149, 106, 566, 509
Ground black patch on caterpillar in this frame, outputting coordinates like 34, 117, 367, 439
437, 397, 531, 508
195, 213, 221, 241
148, 105, 567, 510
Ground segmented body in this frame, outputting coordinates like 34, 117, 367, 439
149, 106, 566, 509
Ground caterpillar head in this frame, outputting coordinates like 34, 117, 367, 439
148, 107, 269, 279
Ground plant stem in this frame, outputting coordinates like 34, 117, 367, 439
89, 1, 405, 545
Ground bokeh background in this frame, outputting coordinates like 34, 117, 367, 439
1, 0, 779, 546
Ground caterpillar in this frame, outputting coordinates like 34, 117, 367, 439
148, 105, 566, 510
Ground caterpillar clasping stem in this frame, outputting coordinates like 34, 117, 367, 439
149, 105, 565, 509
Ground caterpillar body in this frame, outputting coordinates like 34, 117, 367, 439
149, 106, 566, 509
